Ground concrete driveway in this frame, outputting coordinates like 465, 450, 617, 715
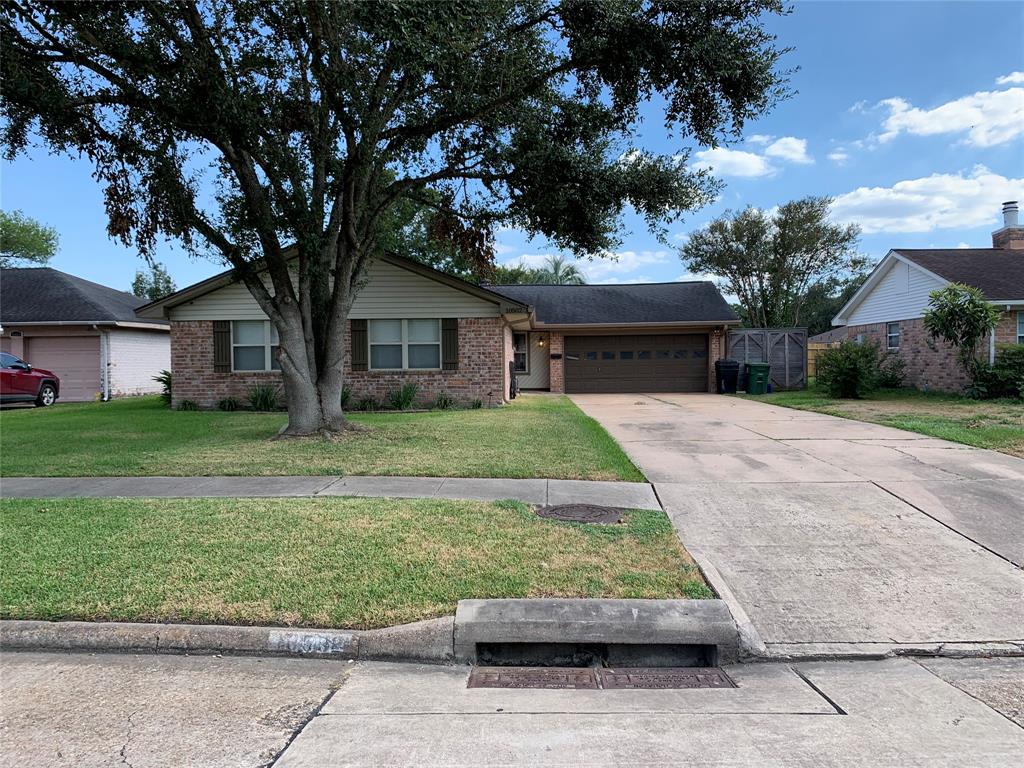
571, 393, 1024, 656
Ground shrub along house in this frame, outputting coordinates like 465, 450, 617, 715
136, 253, 739, 408
831, 201, 1024, 391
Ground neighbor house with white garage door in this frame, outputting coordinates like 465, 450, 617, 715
136, 252, 740, 408
0, 267, 170, 401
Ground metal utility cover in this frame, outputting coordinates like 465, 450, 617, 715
535, 504, 623, 524
598, 667, 736, 690
468, 667, 599, 690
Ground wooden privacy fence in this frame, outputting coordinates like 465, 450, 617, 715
807, 341, 841, 379
727, 328, 808, 391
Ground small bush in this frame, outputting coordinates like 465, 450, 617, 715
247, 384, 281, 411
972, 344, 1024, 400
217, 396, 241, 411
177, 399, 198, 411
356, 396, 381, 412
434, 392, 457, 410
470, 398, 483, 409
815, 340, 879, 398
340, 386, 352, 409
876, 353, 906, 389
153, 370, 172, 407
387, 382, 418, 411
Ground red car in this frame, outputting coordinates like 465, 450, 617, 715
0, 352, 60, 406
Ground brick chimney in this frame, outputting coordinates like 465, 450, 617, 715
992, 201, 1024, 249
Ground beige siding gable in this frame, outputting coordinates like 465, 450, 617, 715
168, 259, 501, 321
846, 258, 947, 325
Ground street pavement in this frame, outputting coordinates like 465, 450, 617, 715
1, 652, 1022, 766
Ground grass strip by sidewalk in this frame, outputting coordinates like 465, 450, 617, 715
741, 386, 1023, 458
0, 497, 709, 630
0, 394, 643, 481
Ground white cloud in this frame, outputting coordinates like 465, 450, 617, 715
498, 250, 670, 284
956, 242, 971, 249
827, 149, 850, 165
876, 86, 1024, 147
746, 134, 773, 146
690, 147, 775, 178
830, 165, 1024, 234
763, 136, 813, 164
492, 242, 516, 256
996, 72, 1024, 85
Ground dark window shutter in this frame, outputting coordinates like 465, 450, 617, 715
351, 319, 368, 371
442, 318, 458, 370
213, 321, 231, 372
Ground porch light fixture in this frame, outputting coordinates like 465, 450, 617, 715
537, 336, 546, 348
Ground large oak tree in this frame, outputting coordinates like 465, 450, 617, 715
2, 0, 788, 435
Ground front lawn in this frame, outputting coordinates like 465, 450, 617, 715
0, 497, 708, 629
744, 386, 1024, 457
0, 394, 643, 480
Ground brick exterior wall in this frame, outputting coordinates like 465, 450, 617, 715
994, 309, 1021, 346
548, 332, 565, 394
708, 326, 726, 392
171, 317, 507, 409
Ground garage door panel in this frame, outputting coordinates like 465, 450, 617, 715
24, 336, 101, 402
564, 334, 708, 393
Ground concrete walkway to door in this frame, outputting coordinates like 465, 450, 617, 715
571, 393, 1024, 658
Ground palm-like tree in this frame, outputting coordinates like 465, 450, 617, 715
538, 255, 587, 284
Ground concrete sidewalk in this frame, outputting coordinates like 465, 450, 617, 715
0, 474, 662, 510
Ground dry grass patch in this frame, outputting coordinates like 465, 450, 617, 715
0, 496, 708, 630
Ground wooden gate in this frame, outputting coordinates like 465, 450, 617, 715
727, 328, 807, 391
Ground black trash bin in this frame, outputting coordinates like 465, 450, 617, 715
715, 359, 741, 394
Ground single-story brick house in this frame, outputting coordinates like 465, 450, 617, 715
136, 253, 739, 408
0, 267, 170, 401
831, 201, 1024, 391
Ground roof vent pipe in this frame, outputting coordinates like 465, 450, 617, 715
1002, 201, 1019, 228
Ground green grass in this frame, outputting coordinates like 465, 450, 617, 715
0, 496, 709, 629
742, 386, 1024, 457
0, 394, 643, 480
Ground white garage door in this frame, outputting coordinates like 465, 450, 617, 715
24, 335, 101, 402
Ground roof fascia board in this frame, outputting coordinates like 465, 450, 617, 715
532, 319, 741, 330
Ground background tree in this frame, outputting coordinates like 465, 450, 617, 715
132, 262, 178, 301
922, 283, 1002, 386
0, 210, 58, 267
681, 196, 864, 328
489, 263, 548, 285
536, 255, 587, 285
2, 0, 788, 435
798, 273, 868, 336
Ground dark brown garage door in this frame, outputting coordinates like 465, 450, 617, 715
564, 334, 708, 393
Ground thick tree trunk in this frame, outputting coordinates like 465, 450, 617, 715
277, 366, 347, 437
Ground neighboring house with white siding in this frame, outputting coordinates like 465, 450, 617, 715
136, 251, 740, 408
0, 267, 170, 401
832, 201, 1024, 391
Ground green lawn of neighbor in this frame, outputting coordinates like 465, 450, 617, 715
742, 386, 1023, 458
0, 394, 643, 480
0, 496, 709, 629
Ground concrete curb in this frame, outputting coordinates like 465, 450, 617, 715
453, 598, 740, 665
0, 617, 454, 663
687, 548, 767, 661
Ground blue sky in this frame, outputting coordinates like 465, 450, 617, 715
2, 1, 1022, 292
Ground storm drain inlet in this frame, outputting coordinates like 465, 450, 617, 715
468, 666, 736, 690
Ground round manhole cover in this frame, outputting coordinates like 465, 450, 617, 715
535, 504, 623, 524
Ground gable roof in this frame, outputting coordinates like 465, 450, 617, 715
1, 267, 169, 327
833, 247, 1024, 326
135, 251, 528, 318
488, 282, 739, 326
892, 249, 1024, 300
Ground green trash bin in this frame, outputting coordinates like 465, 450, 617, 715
745, 362, 771, 395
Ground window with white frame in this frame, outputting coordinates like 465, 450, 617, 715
369, 319, 441, 370
512, 333, 529, 373
886, 322, 901, 350
1017, 311, 1023, 344
232, 320, 280, 371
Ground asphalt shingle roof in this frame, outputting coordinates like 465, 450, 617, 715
894, 249, 1024, 300
486, 282, 738, 325
0, 267, 169, 325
